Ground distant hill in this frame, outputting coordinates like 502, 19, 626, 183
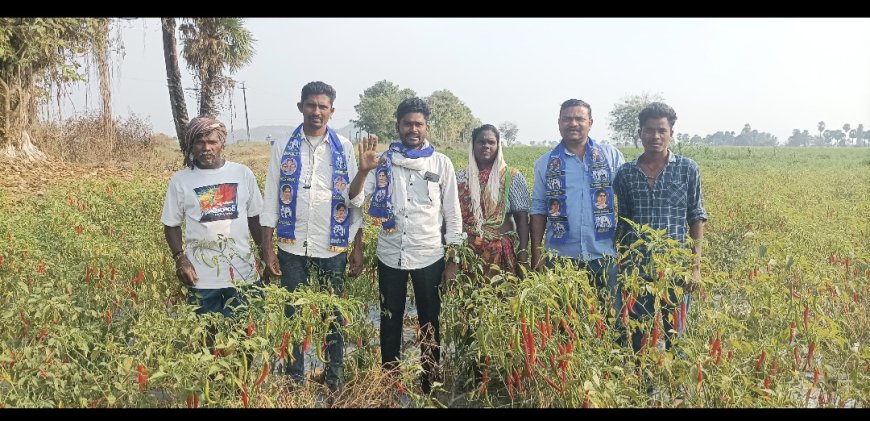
228, 123, 360, 144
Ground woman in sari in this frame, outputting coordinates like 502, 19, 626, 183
456, 124, 530, 276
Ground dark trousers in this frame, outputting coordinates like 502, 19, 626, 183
545, 256, 621, 316
278, 249, 346, 386
188, 282, 261, 363
377, 258, 445, 394
618, 277, 691, 352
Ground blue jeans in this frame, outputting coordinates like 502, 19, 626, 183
278, 249, 346, 386
188, 283, 259, 317
545, 256, 621, 317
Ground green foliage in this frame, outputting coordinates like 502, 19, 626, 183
351, 80, 416, 143
0, 18, 98, 145
425, 89, 478, 145
1, 147, 868, 407
607, 92, 664, 148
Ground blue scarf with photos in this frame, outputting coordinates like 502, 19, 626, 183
276, 124, 351, 251
368, 141, 435, 233
545, 139, 615, 244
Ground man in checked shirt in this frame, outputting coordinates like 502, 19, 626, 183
613, 102, 708, 352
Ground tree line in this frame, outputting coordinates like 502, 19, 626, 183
3, 19, 864, 163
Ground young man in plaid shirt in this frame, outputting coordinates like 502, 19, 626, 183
613, 102, 708, 352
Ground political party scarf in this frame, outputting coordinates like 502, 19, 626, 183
545, 138, 615, 243
277, 124, 350, 251
368, 141, 434, 233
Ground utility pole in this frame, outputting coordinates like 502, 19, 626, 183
240, 81, 251, 142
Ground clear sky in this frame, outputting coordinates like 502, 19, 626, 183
67, 18, 870, 144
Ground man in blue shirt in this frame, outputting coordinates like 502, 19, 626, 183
613, 102, 708, 352
531, 99, 625, 314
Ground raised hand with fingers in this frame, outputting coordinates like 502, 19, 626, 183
357, 135, 383, 172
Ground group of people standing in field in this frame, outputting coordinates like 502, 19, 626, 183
161, 81, 707, 399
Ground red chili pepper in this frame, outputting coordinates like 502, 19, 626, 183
110, 266, 116, 280
793, 347, 800, 369
754, 350, 766, 371
507, 374, 514, 400
137, 363, 148, 391
627, 294, 637, 315
658, 270, 665, 280
279, 331, 289, 361
241, 383, 249, 408
805, 342, 816, 370
561, 319, 576, 341
788, 321, 795, 344
542, 375, 563, 393
812, 367, 820, 389
256, 362, 269, 387
246, 322, 255, 337
566, 341, 573, 354
697, 362, 704, 386
105, 310, 111, 326
582, 390, 590, 408
229, 266, 235, 281
539, 321, 548, 350
680, 301, 688, 331
595, 319, 606, 338
710, 333, 721, 357
715, 351, 722, 366
770, 360, 778, 376
302, 334, 311, 353
549, 354, 558, 375
39, 368, 48, 378
639, 334, 648, 353
763, 376, 771, 390
131, 270, 143, 284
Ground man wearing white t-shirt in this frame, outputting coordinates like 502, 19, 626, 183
161, 116, 265, 317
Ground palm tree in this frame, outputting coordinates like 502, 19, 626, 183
817, 121, 825, 147
179, 18, 255, 118
161, 17, 189, 148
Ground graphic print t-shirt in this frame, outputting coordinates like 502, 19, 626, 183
161, 161, 264, 289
